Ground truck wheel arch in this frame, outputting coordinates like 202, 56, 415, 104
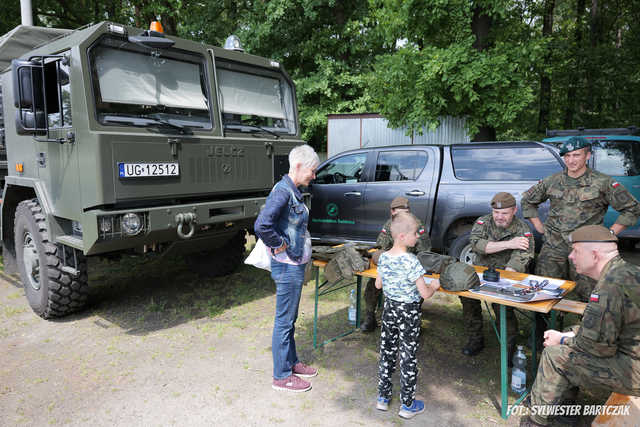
1, 184, 37, 274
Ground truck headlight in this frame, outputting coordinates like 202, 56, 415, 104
121, 213, 142, 235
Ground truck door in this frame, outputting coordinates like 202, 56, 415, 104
361, 148, 438, 242
309, 152, 368, 241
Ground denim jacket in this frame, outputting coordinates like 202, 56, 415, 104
254, 175, 309, 263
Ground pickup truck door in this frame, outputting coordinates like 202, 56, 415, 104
309, 152, 370, 241
361, 147, 439, 242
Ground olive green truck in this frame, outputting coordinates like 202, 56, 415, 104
0, 22, 301, 318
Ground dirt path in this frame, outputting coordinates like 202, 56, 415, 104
2, 249, 637, 426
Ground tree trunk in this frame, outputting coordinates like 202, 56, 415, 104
563, 0, 586, 128
537, 0, 556, 134
471, 5, 496, 140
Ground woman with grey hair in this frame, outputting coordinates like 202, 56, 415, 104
254, 144, 320, 392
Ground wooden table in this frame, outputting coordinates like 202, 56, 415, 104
312, 260, 577, 419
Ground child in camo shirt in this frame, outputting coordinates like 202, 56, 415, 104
374, 212, 441, 419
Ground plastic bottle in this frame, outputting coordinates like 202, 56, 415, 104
348, 289, 357, 325
511, 345, 527, 394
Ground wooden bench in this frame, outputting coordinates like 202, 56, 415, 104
592, 392, 640, 426
552, 299, 587, 315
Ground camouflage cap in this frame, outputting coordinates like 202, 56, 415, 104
390, 196, 410, 210
491, 192, 516, 209
569, 225, 618, 243
559, 136, 590, 156
439, 262, 481, 292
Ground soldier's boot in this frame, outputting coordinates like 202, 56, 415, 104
555, 387, 580, 425
360, 310, 377, 333
519, 416, 547, 427
462, 338, 484, 356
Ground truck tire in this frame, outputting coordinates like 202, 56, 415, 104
14, 199, 88, 318
448, 231, 476, 265
188, 231, 247, 277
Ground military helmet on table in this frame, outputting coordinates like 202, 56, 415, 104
439, 262, 481, 292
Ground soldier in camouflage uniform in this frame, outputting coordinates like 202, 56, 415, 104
461, 192, 535, 357
520, 225, 640, 427
360, 196, 432, 332
522, 136, 640, 302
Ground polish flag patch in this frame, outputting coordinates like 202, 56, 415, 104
419, 228, 425, 235
381, 228, 387, 234
524, 232, 532, 237
590, 294, 600, 303
612, 182, 620, 188
477, 220, 484, 225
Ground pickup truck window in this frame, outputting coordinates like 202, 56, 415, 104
374, 151, 428, 182
592, 140, 640, 176
315, 153, 367, 184
452, 146, 562, 180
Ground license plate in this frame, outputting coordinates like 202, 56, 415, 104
118, 162, 179, 178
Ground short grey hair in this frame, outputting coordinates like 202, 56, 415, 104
289, 144, 320, 170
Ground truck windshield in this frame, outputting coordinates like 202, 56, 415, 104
216, 59, 296, 135
89, 36, 212, 130
591, 139, 640, 177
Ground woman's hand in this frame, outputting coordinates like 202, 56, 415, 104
274, 242, 288, 254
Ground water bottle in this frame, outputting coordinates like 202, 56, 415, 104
348, 289, 357, 325
511, 345, 527, 394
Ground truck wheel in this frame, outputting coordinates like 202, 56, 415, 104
188, 231, 247, 277
14, 199, 88, 319
448, 232, 476, 265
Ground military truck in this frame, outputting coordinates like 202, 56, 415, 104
0, 22, 301, 318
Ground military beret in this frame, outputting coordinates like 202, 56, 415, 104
390, 196, 410, 210
559, 136, 590, 156
491, 192, 516, 209
569, 225, 618, 243
439, 262, 481, 292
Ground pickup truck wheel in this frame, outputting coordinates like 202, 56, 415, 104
14, 199, 88, 319
188, 231, 247, 277
448, 232, 476, 265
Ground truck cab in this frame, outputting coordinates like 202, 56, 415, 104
0, 22, 301, 318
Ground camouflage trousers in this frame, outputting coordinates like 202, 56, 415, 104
535, 232, 597, 302
378, 298, 422, 406
529, 344, 640, 425
459, 297, 518, 346
364, 278, 382, 316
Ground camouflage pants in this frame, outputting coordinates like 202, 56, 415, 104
459, 297, 518, 346
364, 278, 382, 316
535, 233, 597, 302
378, 298, 422, 406
529, 344, 640, 425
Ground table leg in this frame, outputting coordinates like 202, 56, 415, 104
356, 276, 361, 329
313, 266, 319, 349
500, 304, 508, 419
532, 313, 538, 382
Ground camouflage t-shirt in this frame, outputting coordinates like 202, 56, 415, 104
378, 252, 426, 303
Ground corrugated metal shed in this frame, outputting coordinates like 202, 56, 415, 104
327, 113, 470, 157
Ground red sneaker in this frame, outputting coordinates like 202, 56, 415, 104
272, 375, 312, 392
292, 362, 318, 378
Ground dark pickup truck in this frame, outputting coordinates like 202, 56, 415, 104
308, 141, 564, 262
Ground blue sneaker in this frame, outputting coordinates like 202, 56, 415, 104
398, 399, 425, 419
376, 396, 390, 411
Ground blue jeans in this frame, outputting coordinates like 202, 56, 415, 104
270, 259, 306, 379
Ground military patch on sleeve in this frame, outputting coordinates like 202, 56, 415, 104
612, 182, 620, 188
476, 220, 484, 225
589, 293, 600, 303
524, 232, 532, 237
381, 228, 387, 234
418, 228, 425, 235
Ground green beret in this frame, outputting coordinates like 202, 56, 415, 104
569, 225, 618, 243
559, 136, 590, 156
491, 192, 516, 209
390, 196, 410, 209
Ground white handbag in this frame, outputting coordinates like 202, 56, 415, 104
244, 238, 272, 271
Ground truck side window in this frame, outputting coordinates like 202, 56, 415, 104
374, 151, 427, 182
47, 60, 72, 128
315, 153, 367, 184
452, 146, 562, 180
591, 140, 640, 176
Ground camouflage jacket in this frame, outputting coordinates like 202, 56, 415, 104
521, 168, 640, 235
469, 214, 535, 272
565, 256, 640, 368
376, 218, 431, 254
